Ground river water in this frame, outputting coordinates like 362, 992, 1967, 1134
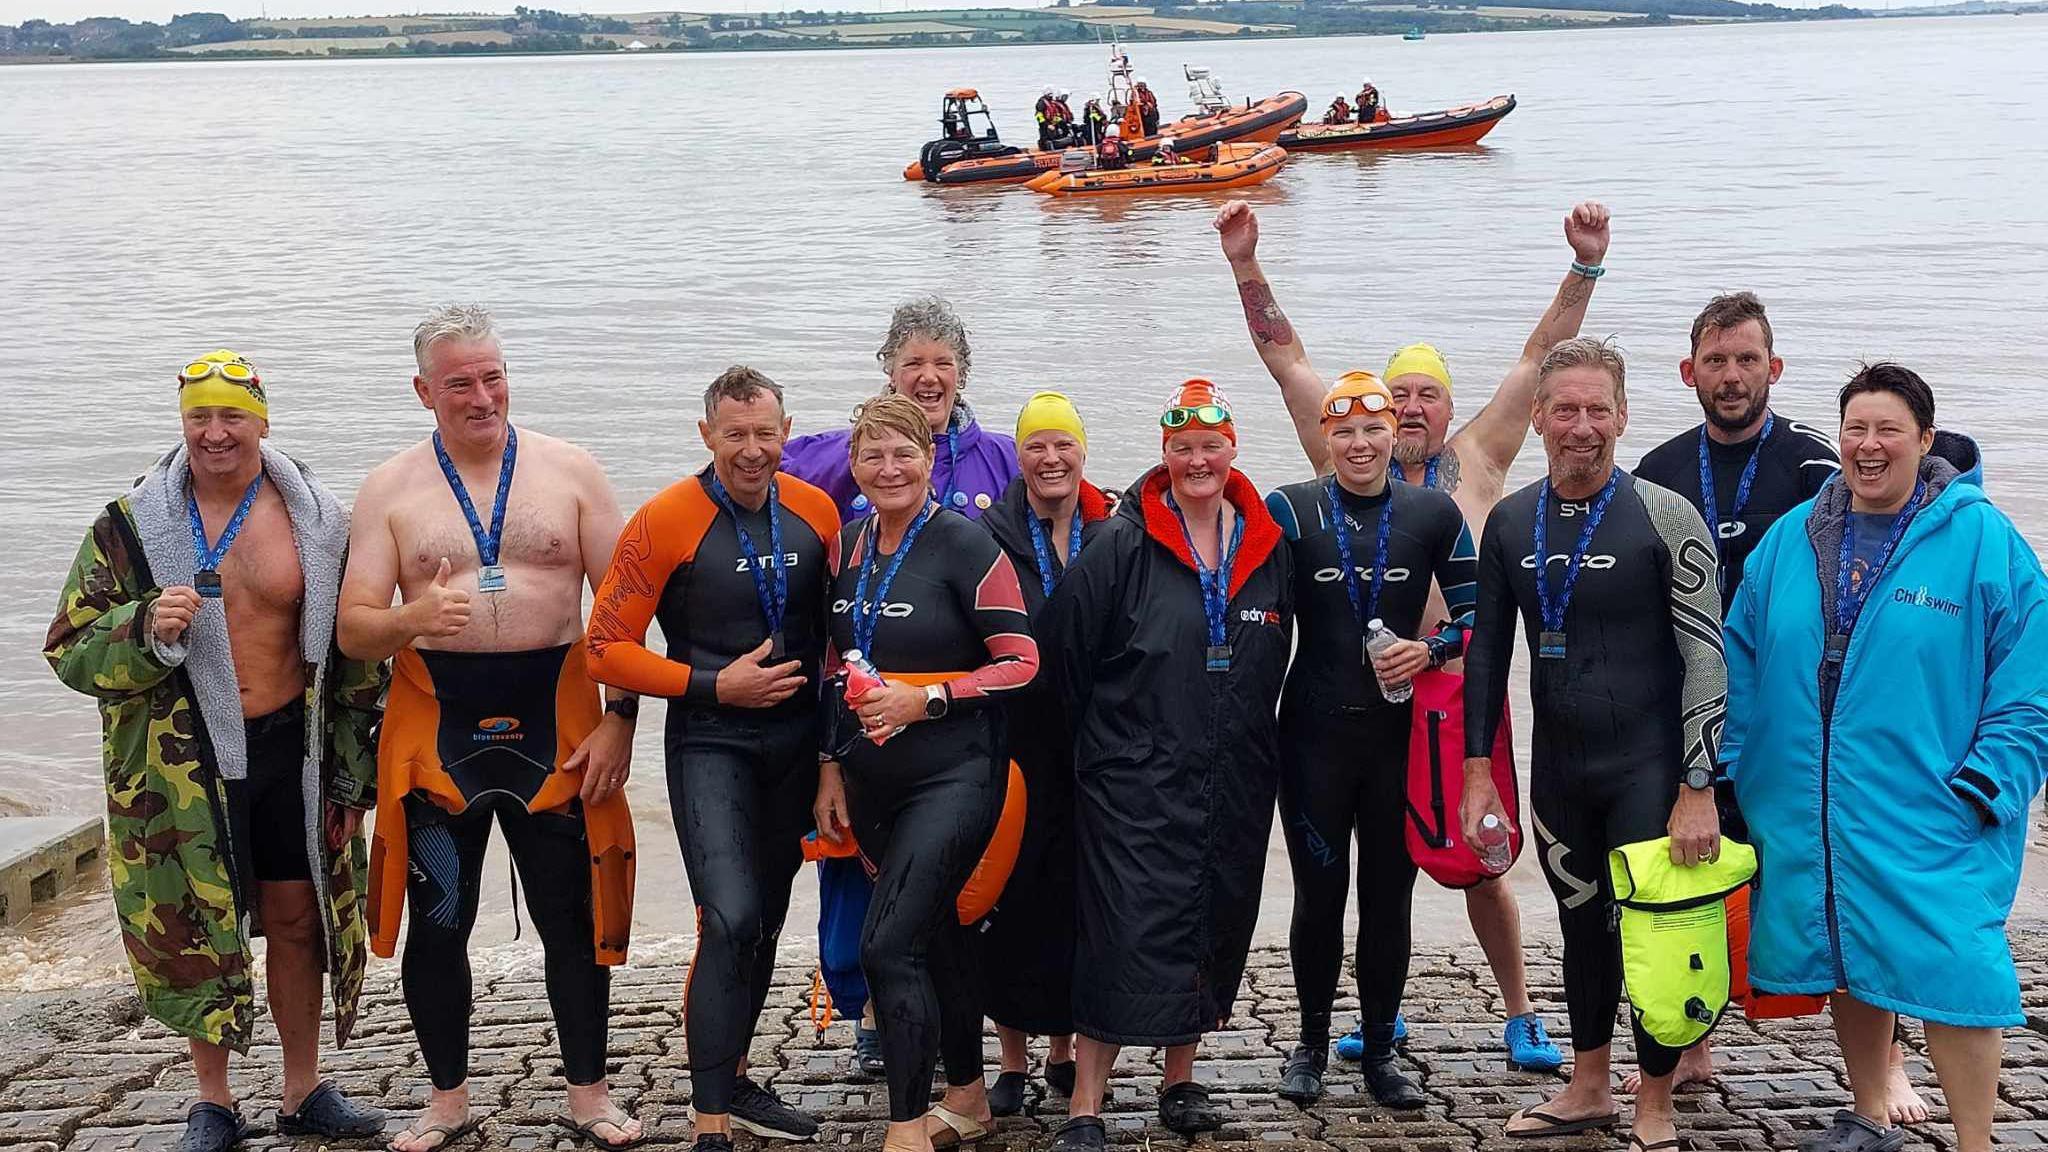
3, 16, 2045, 986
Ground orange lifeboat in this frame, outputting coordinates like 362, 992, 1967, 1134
1277, 94, 1516, 152
930, 91, 1307, 187
1026, 142, 1286, 198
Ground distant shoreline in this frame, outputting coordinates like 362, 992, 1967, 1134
1, 3, 2037, 66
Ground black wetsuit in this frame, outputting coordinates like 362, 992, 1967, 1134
1464, 470, 1726, 1076
975, 477, 1117, 1036
1635, 415, 1839, 612
1265, 477, 1476, 1047
583, 470, 840, 1115
827, 507, 1038, 1123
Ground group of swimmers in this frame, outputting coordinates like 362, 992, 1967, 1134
46, 196, 2047, 1152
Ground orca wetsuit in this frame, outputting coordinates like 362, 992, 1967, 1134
827, 506, 1038, 1122
1265, 477, 1476, 1048
1635, 415, 1839, 613
1464, 470, 1726, 1075
585, 468, 840, 1115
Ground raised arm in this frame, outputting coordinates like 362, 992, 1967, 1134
1455, 202, 1611, 478
1215, 200, 1332, 474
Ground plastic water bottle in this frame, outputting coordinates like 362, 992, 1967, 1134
841, 649, 892, 745
1476, 813, 1513, 876
1365, 618, 1414, 704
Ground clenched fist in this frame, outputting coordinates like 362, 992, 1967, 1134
150, 585, 201, 646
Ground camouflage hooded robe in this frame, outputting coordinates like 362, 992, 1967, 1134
44, 452, 384, 1053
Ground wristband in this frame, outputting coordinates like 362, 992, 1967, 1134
1570, 260, 1605, 280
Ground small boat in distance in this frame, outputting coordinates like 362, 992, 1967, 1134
1403, 26, 1426, 40
1278, 94, 1514, 151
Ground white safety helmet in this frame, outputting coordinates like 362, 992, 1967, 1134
1136, 76, 1149, 85
1058, 88, 1070, 99
1106, 124, 1121, 137
1090, 93, 1102, 104
1043, 86, 1056, 97
1161, 136, 1176, 148
1335, 92, 1348, 100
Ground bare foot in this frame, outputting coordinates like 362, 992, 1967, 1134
565, 1080, 642, 1150
1504, 1083, 1619, 1136
1628, 1106, 1679, 1150
1887, 1043, 1930, 1125
390, 1085, 471, 1152
1620, 1044, 1714, 1094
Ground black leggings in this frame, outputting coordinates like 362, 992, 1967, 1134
1530, 764, 1685, 1078
666, 706, 816, 1115
401, 792, 610, 1090
842, 717, 1003, 1123
1278, 706, 1416, 1047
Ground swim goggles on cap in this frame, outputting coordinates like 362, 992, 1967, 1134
1160, 402, 1233, 430
179, 359, 261, 388
1324, 391, 1391, 420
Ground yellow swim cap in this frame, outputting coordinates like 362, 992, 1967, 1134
1384, 342, 1452, 393
1016, 390, 1086, 450
176, 349, 269, 421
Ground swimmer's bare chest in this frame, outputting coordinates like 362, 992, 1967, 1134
390, 455, 589, 653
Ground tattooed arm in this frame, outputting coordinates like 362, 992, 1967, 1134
1454, 202, 1612, 481
1215, 200, 1333, 475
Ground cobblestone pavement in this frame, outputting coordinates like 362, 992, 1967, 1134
8, 939, 2048, 1152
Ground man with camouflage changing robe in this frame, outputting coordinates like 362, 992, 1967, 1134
45, 350, 389, 1152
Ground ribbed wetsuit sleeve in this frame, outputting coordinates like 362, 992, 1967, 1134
1427, 516, 1479, 663
587, 485, 704, 700
946, 533, 1040, 703
1462, 508, 1516, 760
1640, 481, 1729, 779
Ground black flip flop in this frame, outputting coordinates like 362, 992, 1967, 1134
553, 1113, 651, 1151
1630, 1136, 1682, 1152
279, 1079, 388, 1138
175, 1102, 247, 1152
1504, 1106, 1620, 1138
386, 1116, 482, 1152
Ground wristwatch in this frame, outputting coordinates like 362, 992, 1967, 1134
924, 683, 950, 721
605, 697, 640, 722
1682, 765, 1714, 792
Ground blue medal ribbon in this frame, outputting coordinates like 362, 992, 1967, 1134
1830, 478, 1924, 659
706, 471, 788, 640
851, 502, 935, 657
1326, 478, 1393, 631
1025, 506, 1085, 600
1533, 468, 1622, 659
186, 473, 264, 598
1698, 414, 1773, 576
939, 429, 962, 508
1389, 454, 1440, 490
432, 425, 517, 579
1167, 491, 1245, 672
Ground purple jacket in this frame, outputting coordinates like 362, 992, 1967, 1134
781, 401, 1020, 523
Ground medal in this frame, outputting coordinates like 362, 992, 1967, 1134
434, 425, 517, 595
1168, 491, 1245, 678
1206, 644, 1233, 673
1533, 469, 1621, 666
186, 472, 263, 604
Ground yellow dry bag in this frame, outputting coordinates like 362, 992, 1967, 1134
1607, 837, 1758, 1050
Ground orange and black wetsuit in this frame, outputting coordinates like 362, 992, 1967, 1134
369, 638, 635, 1090
585, 467, 839, 1116
825, 506, 1037, 1122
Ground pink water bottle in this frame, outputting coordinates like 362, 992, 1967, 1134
842, 649, 891, 744
1476, 813, 1513, 876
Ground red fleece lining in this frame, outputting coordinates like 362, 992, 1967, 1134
1079, 481, 1113, 524
1137, 467, 1282, 599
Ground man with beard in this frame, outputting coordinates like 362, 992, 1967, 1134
1635, 293, 1839, 614
1460, 337, 1726, 1150
1215, 198, 1613, 1072
1628, 303, 1925, 1121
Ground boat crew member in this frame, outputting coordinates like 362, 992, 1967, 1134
1325, 94, 1352, 125
1136, 77, 1161, 135
1357, 80, 1383, 123
1097, 124, 1131, 170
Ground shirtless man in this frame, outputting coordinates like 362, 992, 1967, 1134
47, 350, 387, 1152
339, 305, 644, 1152
1215, 198, 1613, 1072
